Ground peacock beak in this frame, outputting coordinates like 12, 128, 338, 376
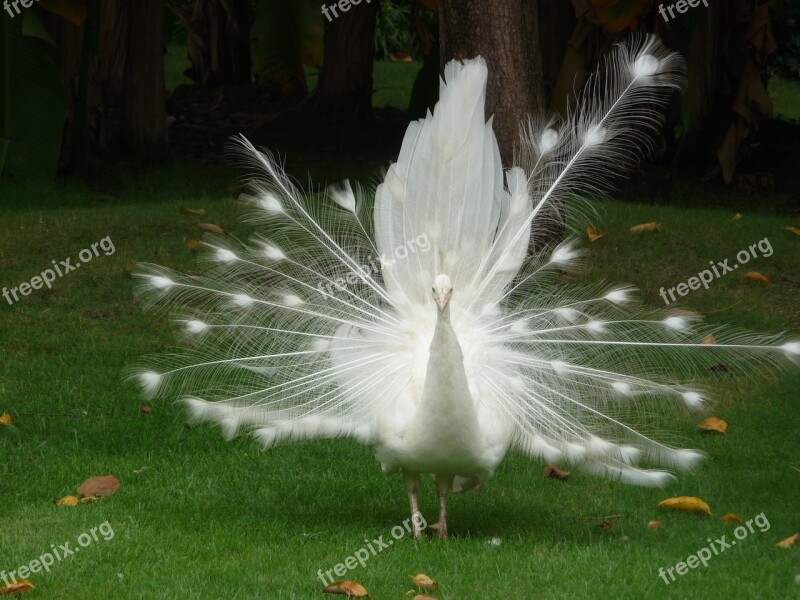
435, 292, 449, 312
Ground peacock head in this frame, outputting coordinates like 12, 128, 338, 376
432, 274, 453, 312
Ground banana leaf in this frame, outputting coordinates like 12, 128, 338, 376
0, 11, 67, 182
251, 0, 323, 95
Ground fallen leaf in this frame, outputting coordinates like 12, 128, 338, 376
140, 403, 151, 416
390, 52, 413, 62
629, 222, 661, 234
413, 596, 438, 600
197, 223, 224, 235
0, 413, 11, 426
698, 417, 727, 434
598, 521, 613, 530
586, 227, 605, 243
732, 213, 742, 221
411, 574, 437, 592
323, 581, 368, 597
786, 226, 800, 237
185, 239, 200, 250
648, 520, 662, 529
55, 495, 79, 507
0, 579, 35, 594
776, 532, 800, 548
744, 271, 769, 284
720, 513, 742, 523
702, 334, 717, 345
543, 464, 570, 480
77, 475, 120, 498
658, 496, 712, 516
80, 496, 100, 504
180, 207, 206, 216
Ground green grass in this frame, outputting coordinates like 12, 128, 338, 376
164, 44, 193, 92
0, 159, 798, 599
769, 76, 800, 121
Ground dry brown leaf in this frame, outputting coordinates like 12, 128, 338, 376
322, 581, 368, 597
390, 52, 413, 62
720, 513, 742, 523
586, 227, 605, 243
787, 226, 800, 237
185, 239, 200, 250
543, 464, 570, 480
648, 520, 662, 529
702, 334, 717, 345
0, 579, 35, 595
0, 413, 11, 426
590, 0, 649, 33
77, 475, 120, 498
411, 574, 437, 592
197, 223, 224, 235
80, 496, 100, 504
744, 271, 769, 284
775, 532, 800, 548
629, 222, 661, 234
140, 403, 151, 416
698, 417, 727, 434
597, 521, 613, 530
55, 495, 79, 507
180, 207, 206, 216
732, 213, 742, 221
413, 596, 438, 600
658, 496, 712, 516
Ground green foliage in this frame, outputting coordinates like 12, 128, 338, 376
0, 12, 66, 182
375, 0, 412, 59
771, 4, 800, 81
375, 0, 433, 60
250, 0, 323, 95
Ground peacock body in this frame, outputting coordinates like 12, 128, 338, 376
135, 34, 798, 537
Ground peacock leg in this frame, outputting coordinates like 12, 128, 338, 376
435, 474, 455, 539
403, 470, 423, 538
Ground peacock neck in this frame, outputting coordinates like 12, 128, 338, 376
415, 304, 482, 446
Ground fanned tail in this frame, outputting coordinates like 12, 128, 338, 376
132, 137, 413, 446
487, 34, 798, 485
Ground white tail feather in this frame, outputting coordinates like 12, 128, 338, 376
133, 34, 798, 496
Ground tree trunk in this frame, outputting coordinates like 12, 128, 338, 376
439, 0, 545, 163
123, 0, 166, 156
170, 0, 252, 86
313, 0, 380, 120
43, 0, 166, 166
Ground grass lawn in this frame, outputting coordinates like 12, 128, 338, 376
0, 157, 798, 599
1, 57, 799, 599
